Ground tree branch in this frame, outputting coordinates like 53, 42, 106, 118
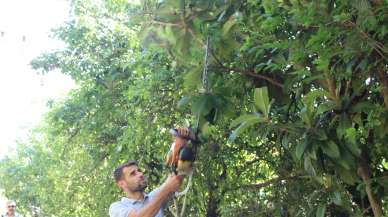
377, 68, 388, 108
232, 175, 302, 191
358, 150, 383, 217
343, 21, 388, 61
184, 25, 284, 88
150, 20, 182, 27
210, 49, 284, 88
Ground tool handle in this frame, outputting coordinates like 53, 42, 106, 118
169, 128, 197, 142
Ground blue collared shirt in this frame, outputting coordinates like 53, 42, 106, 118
109, 188, 164, 217
2, 212, 22, 217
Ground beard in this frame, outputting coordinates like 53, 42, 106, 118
131, 179, 147, 192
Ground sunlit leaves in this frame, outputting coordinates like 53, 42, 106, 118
254, 87, 271, 118
3, 0, 388, 216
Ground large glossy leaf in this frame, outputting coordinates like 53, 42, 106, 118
330, 192, 342, 206
222, 18, 236, 37
336, 114, 351, 139
191, 94, 215, 117
254, 87, 270, 118
230, 113, 262, 128
344, 128, 361, 156
304, 155, 316, 176
316, 101, 337, 115
229, 121, 248, 141
296, 140, 308, 160
336, 166, 357, 185
229, 115, 266, 141
302, 89, 330, 108
321, 141, 340, 159
316, 205, 326, 217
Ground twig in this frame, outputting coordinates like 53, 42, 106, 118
151, 20, 181, 27
233, 175, 304, 190
210, 49, 284, 88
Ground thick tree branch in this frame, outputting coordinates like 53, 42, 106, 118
343, 21, 388, 61
150, 20, 182, 27
210, 49, 284, 88
325, 75, 338, 102
232, 175, 302, 191
184, 25, 284, 88
377, 68, 388, 108
358, 150, 383, 217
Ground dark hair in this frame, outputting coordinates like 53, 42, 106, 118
113, 160, 138, 182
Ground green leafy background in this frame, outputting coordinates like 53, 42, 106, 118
1, 0, 388, 216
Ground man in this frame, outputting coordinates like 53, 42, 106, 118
2, 200, 22, 217
109, 128, 189, 217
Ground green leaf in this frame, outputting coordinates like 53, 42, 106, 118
300, 107, 312, 127
336, 158, 351, 170
336, 114, 351, 139
344, 128, 356, 144
331, 192, 342, 206
184, 68, 202, 90
229, 121, 249, 141
321, 141, 340, 158
316, 130, 328, 141
304, 155, 316, 176
344, 128, 361, 156
254, 87, 270, 117
350, 101, 375, 113
336, 166, 357, 185
262, 0, 277, 13
317, 101, 337, 115
230, 113, 262, 128
296, 140, 308, 160
341, 148, 357, 169
302, 74, 325, 84
222, 18, 236, 37
177, 96, 191, 108
376, 176, 388, 187
164, 26, 177, 45
191, 94, 214, 117
316, 205, 326, 217
229, 115, 266, 141
302, 89, 329, 108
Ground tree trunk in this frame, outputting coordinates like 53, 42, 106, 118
357, 151, 383, 217
377, 69, 388, 108
206, 189, 220, 217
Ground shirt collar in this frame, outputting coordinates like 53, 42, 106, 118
121, 193, 150, 204
4, 212, 20, 217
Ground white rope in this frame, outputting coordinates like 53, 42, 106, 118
175, 171, 193, 197
202, 36, 210, 93
170, 35, 209, 217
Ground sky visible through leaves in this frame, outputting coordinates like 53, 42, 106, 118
0, 0, 75, 160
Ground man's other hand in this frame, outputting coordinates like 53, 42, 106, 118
176, 127, 190, 138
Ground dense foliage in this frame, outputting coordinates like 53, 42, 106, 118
1, 0, 387, 216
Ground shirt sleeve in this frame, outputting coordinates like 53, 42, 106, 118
109, 202, 134, 217
148, 187, 161, 198
148, 187, 171, 209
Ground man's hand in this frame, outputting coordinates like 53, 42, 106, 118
176, 127, 190, 138
162, 175, 184, 193
126, 175, 184, 217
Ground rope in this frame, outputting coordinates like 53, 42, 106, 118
175, 171, 193, 197
171, 35, 210, 217
202, 36, 210, 93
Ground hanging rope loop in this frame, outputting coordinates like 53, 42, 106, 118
169, 35, 211, 217
202, 36, 210, 93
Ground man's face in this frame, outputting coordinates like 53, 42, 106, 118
6, 203, 16, 214
118, 165, 147, 192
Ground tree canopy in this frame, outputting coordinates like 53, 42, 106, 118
1, 0, 388, 216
